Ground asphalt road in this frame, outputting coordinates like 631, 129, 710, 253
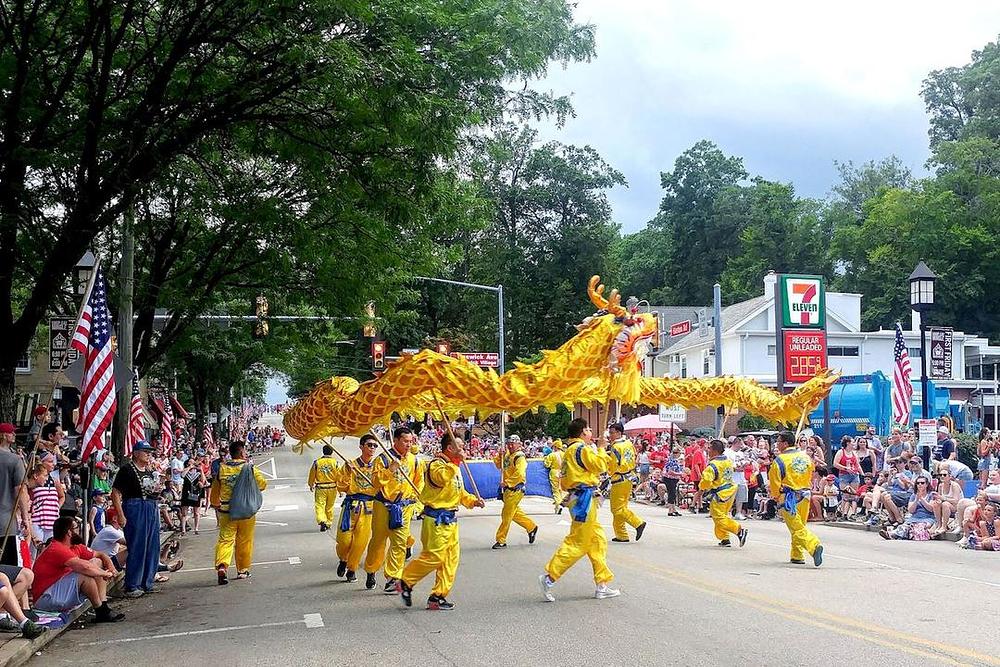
35, 415, 1000, 666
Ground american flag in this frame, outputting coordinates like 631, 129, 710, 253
70, 267, 117, 461
161, 395, 174, 450
127, 371, 145, 456
892, 323, 913, 427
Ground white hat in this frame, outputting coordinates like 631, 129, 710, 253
508, 435, 521, 443
937, 426, 949, 435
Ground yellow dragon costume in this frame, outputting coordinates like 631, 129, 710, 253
285, 276, 836, 441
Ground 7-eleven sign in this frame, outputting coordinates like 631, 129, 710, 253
780, 275, 825, 328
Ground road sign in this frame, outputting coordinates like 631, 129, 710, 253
658, 404, 687, 423
451, 352, 499, 368
917, 418, 937, 451
782, 330, 827, 383
49, 317, 80, 371
669, 320, 691, 337
780, 275, 826, 328
929, 327, 953, 380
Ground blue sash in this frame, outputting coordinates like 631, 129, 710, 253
338, 493, 377, 532
497, 483, 525, 499
567, 485, 597, 523
703, 482, 734, 503
377, 494, 415, 529
780, 487, 810, 514
423, 507, 458, 526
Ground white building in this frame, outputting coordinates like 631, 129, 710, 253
648, 272, 1000, 429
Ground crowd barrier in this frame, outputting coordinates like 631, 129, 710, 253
458, 459, 554, 499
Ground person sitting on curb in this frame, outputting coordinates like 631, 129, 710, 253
0, 571, 45, 638
31, 516, 125, 623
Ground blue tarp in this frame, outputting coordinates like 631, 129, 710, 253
459, 459, 553, 499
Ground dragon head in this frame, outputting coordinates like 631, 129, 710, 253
589, 275, 659, 372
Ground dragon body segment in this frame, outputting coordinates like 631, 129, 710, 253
284, 277, 836, 441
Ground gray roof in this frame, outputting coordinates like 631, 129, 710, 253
665, 294, 770, 351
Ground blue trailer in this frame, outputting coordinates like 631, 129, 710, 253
810, 372, 892, 447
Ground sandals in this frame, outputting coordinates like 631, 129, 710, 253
236, 571, 252, 580
154, 573, 170, 583
168, 559, 184, 572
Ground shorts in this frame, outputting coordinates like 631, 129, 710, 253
953, 468, 974, 482
638, 463, 651, 476
34, 571, 85, 612
890, 492, 910, 508
734, 484, 748, 507
0, 564, 23, 585
977, 457, 992, 472
661, 478, 679, 504
839, 473, 860, 488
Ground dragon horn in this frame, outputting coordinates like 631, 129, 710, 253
588, 275, 626, 317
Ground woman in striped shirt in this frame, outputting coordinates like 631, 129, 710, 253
28, 462, 64, 559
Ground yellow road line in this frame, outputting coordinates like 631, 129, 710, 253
615, 553, 997, 666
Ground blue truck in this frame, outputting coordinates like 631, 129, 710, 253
809, 372, 959, 446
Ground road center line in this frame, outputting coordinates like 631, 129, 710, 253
82, 614, 323, 646
615, 552, 997, 667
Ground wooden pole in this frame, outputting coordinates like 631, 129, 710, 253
431, 393, 482, 500
368, 432, 422, 498
321, 438, 374, 488
792, 408, 809, 443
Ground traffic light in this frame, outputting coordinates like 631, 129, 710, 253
435, 341, 451, 356
372, 340, 386, 370
253, 295, 269, 339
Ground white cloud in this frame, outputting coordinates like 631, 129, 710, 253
536, 1, 1000, 230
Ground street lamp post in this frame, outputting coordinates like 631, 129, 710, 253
74, 250, 96, 297
413, 276, 506, 439
909, 261, 937, 424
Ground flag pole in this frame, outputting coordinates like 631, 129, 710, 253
0, 258, 101, 560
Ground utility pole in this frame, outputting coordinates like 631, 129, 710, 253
112, 211, 135, 458
713, 283, 723, 434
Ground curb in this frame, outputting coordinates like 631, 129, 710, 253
0, 529, 181, 667
0, 572, 124, 667
822, 520, 961, 542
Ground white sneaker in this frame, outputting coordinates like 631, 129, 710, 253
734, 513, 746, 521
538, 574, 555, 602
957, 536, 969, 549
594, 583, 621, 599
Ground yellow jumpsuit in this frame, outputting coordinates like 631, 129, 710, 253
335, 456, 376, 573
364, 450, 424, 580
401, 455, 479, 597
212, 460, 268, 572
494, 449, 537, 544
608, 438, 644, 540
543, 449, 564, 510
308, 455, 340, 526
769, 447, 821, 562
545, 438, 613, 585
699, 456, 741, 541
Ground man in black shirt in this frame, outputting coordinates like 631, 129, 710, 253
111, 440, 160, 598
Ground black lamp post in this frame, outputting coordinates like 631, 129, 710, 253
74, 250, 96, 297
909, 261, 937, 422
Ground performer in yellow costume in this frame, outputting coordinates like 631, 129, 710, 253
607, 423, 646, 542
543, 439, 564, 514
335, 435, 378, 583
363, 427, 424, 593
398, 433, 485, 610
307, 445, 340, 532
492, 435, 538, 549
769, 431, 823, 566
539, 418, 620, 602
211, 441, 268, 585
699, 439, 747, 548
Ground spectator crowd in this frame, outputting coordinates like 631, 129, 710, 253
0, 400, 279, 642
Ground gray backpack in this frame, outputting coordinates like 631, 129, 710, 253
228, 463, 263, 520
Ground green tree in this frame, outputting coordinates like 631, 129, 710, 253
0, 0, 596, 420
650, 140, 749, 303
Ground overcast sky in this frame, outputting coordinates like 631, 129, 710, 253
535, 1, 1000, 232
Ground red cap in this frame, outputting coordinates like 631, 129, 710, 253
0, 423, 14, 434
95, 461, 108, 470
825, 474, 836, 482
33, 405, 48, 417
